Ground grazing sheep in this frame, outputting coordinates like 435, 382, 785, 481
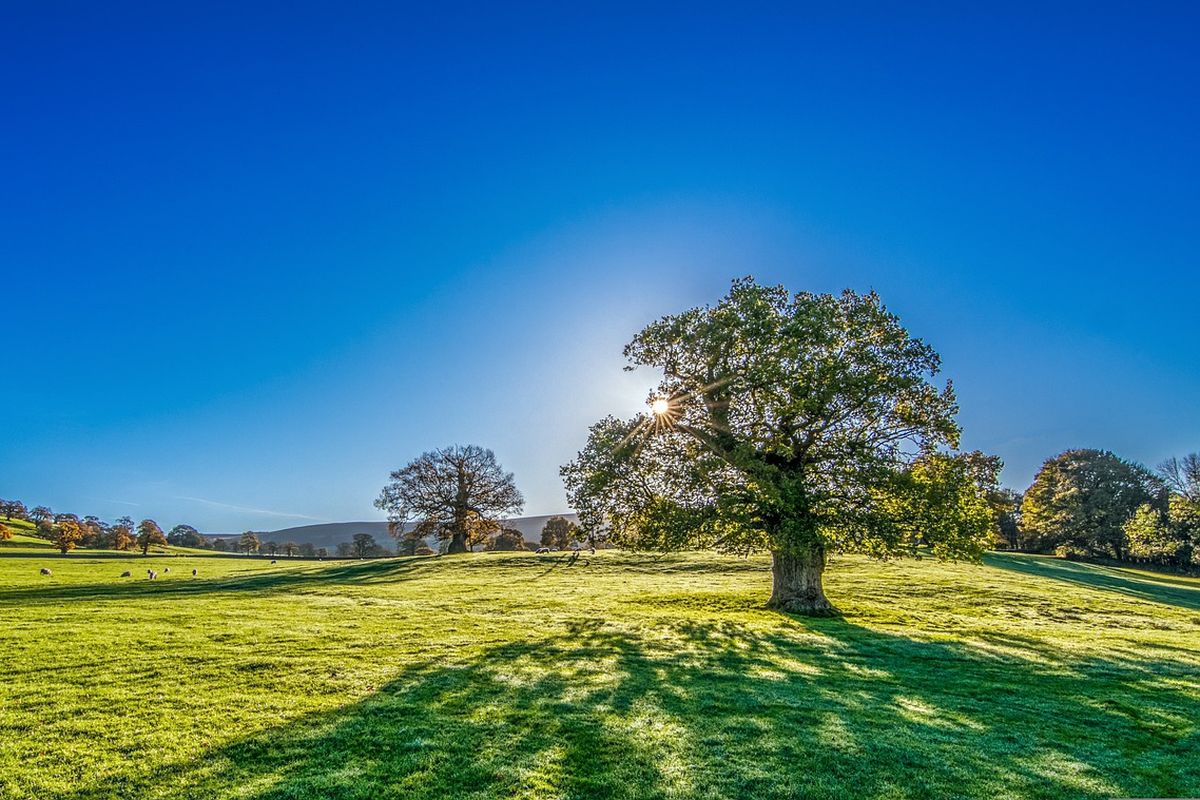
120, 571, 131, 577
191, 568, 197, 576
535, 547, 550, 554
163, 567, 170, 573
148, 570, 157, 580
40, 567, 51, 576
271, 560, 277, 564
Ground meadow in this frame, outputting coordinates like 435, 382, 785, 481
0, 543, 1197, 800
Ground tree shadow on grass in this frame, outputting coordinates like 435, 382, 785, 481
0, 557, 435, 607
985, 553, 1200, 611
45, 613, 1200, 800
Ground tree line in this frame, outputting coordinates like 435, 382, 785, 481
0, 504, 178, 555
998, 449, 1199, 570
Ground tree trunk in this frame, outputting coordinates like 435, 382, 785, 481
446, 531, 469, 554
767, 549, 837, 615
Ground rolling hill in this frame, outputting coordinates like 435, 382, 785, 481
212, 514, 580, 550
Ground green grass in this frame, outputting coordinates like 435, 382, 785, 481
0, 550, 1197, 800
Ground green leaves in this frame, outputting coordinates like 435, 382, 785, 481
564, 277, 990, 562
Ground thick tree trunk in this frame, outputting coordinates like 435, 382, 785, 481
446, 531, 469, 554
767, 548, 838, 615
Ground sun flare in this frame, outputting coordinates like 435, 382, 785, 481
650, 398, 671, 416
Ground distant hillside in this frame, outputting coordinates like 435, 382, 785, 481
212, 514, 579, 550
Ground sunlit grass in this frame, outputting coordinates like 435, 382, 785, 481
0, 549, 1197, 799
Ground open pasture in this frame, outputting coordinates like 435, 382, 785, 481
1, 550, 1197, 799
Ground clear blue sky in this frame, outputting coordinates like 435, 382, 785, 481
2, 3, 1197, 533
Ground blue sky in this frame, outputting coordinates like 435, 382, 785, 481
2, 3, 1197, 533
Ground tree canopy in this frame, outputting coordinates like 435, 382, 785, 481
376, 445, 524, 554
540, 516, 579, 550
562, 278, 995, 614
136, 519, 167, 555
1020, 449, 1160, 559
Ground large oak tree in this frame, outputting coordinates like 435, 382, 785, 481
562, 278, 994, 614
376, 445, 524, 554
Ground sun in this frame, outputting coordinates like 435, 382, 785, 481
650, 397, 671, 416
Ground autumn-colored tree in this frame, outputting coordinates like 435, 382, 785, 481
239, 531, 260, 554
108, 522, 135, 551
0, 523, 12, 541
136, 519, 167, 555
540, 516, 578, 550
376, 445, 524, 554
283, 541, 299, 557
54, 519, 86, 553
77, 516, 106, 547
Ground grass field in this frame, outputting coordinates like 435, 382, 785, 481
0, 548, 1197, 800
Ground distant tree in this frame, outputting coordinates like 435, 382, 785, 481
136, 519, 167, 555
335, 542, 354, 558
317, 547, 329, 558
1124, 504, 1182, 564
0, 523, 12, 541
211, 537, 229, 552
540, 516, 578, 550
54, 512, 79, 524
351, 533, 378, 559
282, 541, 299, 557
79, 516, 106, 547
488, 528, 527, 551
1159, 453, 1200, 503
395, 534, 418, 555
54, 519, 86, 553
1021, 449, 1160, 559
35, 520, 55, 540
29, 506, 53, 524
989, 488, 1023, 550
168, 524, 206, 548
108, 522, 135, 551
376, 445, 524, 554
239, 532, 260, 555
265, 541, 280, 557
1, 499, 27, 520
298, 542, 316, 557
